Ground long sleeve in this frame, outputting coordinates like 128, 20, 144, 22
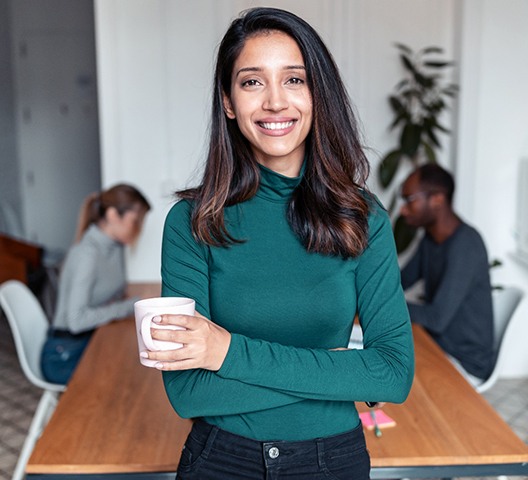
53, 226, 136, 334
216, 207, 414, 404
400, 242, 422, 290
407, 232, 484, 334
161, 201, 304, 418
60, 248, 136, 333
161, 167, 414, 440
404, 224, 493, 379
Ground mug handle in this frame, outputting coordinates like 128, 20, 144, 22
140, 314, 159, 351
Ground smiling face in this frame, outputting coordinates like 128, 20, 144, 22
222, 31, 313, 177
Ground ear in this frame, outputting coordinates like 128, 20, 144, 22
105, 206, 121, 223
429, 192, 446, 209
222, 92, 236, 119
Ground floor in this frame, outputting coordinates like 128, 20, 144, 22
0, 313, 527, 480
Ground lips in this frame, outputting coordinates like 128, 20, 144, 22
256, 119, 297, 136
259, 121, 294, 130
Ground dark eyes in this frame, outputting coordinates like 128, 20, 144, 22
287, 77, 304, 85
240, 77, 305, 88
241, 79, 261, 87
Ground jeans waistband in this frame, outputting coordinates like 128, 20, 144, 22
48, 328, 94, 340
190, 419, 366, 467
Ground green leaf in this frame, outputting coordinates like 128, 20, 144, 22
426, 127, 441, 148
393, 215, 417, 254
394, 79, 409, 90
378, 150, 402, 188
401, 88, 420, 99
431, 119, 450, 133
442, 89, 457, 98
389, 96, 406, 115
400, 54, 416, 74
424, 61, 453, 68
489, 258, 503, 269
420, 46, 444, 55
442, 84, 459, 97
414, 72, 434, 89
400, 124, 422, 157
422, 141, 437, 164
389, 113, 406, 130
394, 43, 413, 55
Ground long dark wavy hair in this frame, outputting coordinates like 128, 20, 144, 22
178, 7, 371, 258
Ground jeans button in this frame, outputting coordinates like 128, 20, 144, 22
268, 446, 280, 459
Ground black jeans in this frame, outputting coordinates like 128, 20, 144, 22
177, 419, 370, 479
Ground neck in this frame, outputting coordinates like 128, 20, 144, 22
426, 210, 461, 243
97, 220, 118, 243
255, 151, 304, 178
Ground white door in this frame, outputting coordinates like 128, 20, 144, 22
15, 32, 101, 253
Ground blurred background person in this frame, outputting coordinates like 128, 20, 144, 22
40, 183, 151, 384
399, 164, 493, 386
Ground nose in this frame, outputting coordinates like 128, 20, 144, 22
263, 84, 288, 111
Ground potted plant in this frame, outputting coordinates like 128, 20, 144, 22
378, 43, 458, 253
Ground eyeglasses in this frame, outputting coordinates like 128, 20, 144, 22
400, 191, 431, 205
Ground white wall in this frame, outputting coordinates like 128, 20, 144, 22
456, 0, 528, 377
95, 0, 455, 280
9, 0, 100, 252
0, 0, 21, 232
95, 0, 528, 377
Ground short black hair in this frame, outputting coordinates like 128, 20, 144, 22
415, 164, 455, 204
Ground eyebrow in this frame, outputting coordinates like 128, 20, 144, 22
235, 65, 306, 78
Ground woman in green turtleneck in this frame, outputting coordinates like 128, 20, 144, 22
142, 7, 414, 479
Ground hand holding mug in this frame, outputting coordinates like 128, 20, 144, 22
134, 297, 195, 367
142, 311, 231, 372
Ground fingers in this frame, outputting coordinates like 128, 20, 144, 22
153, 313, 194, 328
144, 345, 201, 369
142, 313, 231, 372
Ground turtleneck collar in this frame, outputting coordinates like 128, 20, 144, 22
85, 223, 121, 252
256, 163, 304, 203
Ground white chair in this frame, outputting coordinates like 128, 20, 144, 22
476, 286, 524, 393
0, 280, 66, 480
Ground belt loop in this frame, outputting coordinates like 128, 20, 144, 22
316, 438, 326, 470
200, 424, 219, 461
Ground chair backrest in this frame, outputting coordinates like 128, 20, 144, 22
0, 280, 65, 392
476, 286, 524, 393
491, 286, 524, 350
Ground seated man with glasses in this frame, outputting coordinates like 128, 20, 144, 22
399, 164, 494, 386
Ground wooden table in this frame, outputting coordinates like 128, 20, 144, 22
27, 316, 191, 479
362, 326, 528, 478
27, 318, 528, 478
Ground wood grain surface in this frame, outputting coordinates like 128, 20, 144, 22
27, 297, 528, 474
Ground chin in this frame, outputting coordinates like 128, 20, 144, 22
402, 218, 418, 228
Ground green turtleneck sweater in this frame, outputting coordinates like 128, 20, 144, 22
161, 165, 414, 441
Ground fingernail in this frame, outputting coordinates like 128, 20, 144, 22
152, 316, 162, 323
155, 363, 163, 369
140, 352, 149, 358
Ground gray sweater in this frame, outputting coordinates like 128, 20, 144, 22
52, 225, 137, 334
401, 223, 494, 379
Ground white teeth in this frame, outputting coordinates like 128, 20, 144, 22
260, 121, 294, 130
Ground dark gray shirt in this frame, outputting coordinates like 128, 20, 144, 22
401, 223, 494, 379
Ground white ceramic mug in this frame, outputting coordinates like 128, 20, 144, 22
134, 297, 195, 367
